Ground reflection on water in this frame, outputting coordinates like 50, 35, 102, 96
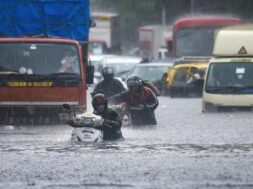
1, 122, 253, 158
1, 140, 253, 157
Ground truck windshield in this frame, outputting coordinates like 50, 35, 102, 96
176, 27, 215, 57
0, 42, 81, 76
205, 62, 253, 94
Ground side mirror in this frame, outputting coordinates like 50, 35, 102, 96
62, 103, 71, 111
62, 103, 76, 118
86, 64, 94, 84
90, 18, 96, 28
167, 40, 173, 55
65, 119, 75, 126
80, 42, 94, 85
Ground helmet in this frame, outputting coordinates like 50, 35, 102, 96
127, 75, 143, 91
102, 67, 114, 81
92, 93, 108, 113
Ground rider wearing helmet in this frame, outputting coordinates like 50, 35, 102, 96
112, 75, 158, 126
92, 67, 125, 98
92, 93, 123, 140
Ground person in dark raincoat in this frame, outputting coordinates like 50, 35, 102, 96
92, 67, 125, 98
111, 75, 158, 126
92, 93, 123, 141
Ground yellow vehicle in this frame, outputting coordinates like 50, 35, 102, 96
166, 57, 209, 97
202, 24, 253, 112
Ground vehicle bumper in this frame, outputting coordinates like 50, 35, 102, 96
0, 103, 86, 125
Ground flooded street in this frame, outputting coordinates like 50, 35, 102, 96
1, 1, 253, 189
1, 93, 253, 188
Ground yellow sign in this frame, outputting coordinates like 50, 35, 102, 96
7, 81, 53, 87
96, 16, 110, 21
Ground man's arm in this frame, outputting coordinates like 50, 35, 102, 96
95, 111, 122, 131
58, 56, 73, 73
109, 90, 128, 104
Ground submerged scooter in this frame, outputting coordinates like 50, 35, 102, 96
62, 104, 104, 142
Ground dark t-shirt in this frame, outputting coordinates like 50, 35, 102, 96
93, 79, 125, 98
94, 109, 123, 141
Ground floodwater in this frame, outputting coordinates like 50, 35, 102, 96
1, 94, 253, 188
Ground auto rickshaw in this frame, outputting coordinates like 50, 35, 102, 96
165, 59, 209, 97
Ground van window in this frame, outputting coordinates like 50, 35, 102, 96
206, 62, 253, 94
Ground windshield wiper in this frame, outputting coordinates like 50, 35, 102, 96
0, 71, 19, 75
206, 86, 248, 94
45, 72, 81, 79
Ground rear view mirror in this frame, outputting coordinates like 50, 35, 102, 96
62, 103, 71, 111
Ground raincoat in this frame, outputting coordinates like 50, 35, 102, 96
112, 86, 158, 126
94, 108, 123, 141
93, 79, 125, 98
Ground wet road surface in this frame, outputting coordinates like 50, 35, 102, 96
1, 95, 253, 188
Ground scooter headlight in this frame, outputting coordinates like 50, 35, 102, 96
80, 117, 95, 126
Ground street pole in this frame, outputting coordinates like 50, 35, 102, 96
162, 7, 166, 26
191, 0, 194, 16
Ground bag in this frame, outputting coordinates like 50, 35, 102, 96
142, 80, 161, 96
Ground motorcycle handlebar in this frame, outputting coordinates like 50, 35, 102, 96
129, 106, 144, 110
65, 120, 96, 128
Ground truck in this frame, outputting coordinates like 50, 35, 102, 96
89, 12, 121, 55
0, 0, 94, 124
202, 24, 253, 112
138, 25, 172, 60
165, 15, 243, 97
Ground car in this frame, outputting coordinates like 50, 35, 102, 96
95, 55, 142, 87
128, 62, 173, 95
166, 62, 208, 97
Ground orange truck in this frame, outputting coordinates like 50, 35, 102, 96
0, 0, 94, 124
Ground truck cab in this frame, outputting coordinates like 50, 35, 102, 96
202, 24, 253, 112
0, 1, 93, 124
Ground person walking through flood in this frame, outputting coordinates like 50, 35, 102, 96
92, 67, 125, 98
92, 93, 123, 140
111, 75, 158, 126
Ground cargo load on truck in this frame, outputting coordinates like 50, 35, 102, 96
0, 0, 93, 125
0, 0, 90, 41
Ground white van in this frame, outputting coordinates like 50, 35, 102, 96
202, 24, 253, 112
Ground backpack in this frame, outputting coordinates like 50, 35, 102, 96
142, 80, 161, 96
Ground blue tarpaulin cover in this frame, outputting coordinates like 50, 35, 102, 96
0, 0, 90, 42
